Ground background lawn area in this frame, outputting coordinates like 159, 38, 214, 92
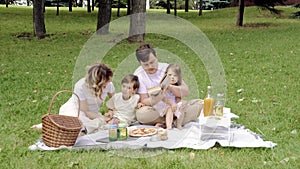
0, 5, 299, 168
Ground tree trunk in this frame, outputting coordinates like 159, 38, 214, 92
117, 0, 121, 17
69, 0, 72, 12
174, 0, 177, 16
127, 0, 132, 15
92, 0, 95, 11
33, 0, 46, 39
56, 0, 59, 16
166, 0, 170, 14
6, 0, 9, 8
128, 0, 146, 43
236, 0, 245, 26
87, 0, 91, 13
185, 0, 189, 12
96, 0, 112, 34
199, 0, 203, 16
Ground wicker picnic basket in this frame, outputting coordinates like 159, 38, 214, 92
42, 90, 82, 148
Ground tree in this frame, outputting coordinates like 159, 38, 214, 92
199, 0, 203, 16
167, 0, 171, 14
128, 0, 146, 42
87, 0, 91, 13
56, 0, 60, 16
127, 0, 132, 15
254, 0, 285, 14
174, 0, 177, 16
33, 0, 46, 39
185, 0, 189, 12
97, 0, 112, 34
69, 0, 73, 12
236, 0, 286, 26
117, 0, 121, 16
236, 0, 245, 26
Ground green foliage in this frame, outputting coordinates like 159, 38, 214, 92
150, 0, 232, 10
0, 6, 300, 169
252, 0, 285, 14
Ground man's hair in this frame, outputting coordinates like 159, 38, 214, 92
135, 43, 157, 62
121, 74, 140, 90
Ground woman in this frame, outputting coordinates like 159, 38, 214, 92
31, 63, 115, 133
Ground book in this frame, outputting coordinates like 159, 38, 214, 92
147, 74, 170, 96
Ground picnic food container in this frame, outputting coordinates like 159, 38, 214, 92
215, 93, 225, 116
109, 124, 118, 141
42, 90, 82, 148
117, 123, 128, 141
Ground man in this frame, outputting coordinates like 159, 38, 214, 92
134, 43, 203, 126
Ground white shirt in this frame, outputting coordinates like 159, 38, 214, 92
67, 78, 115, 114
106, 93, 140, 125
134, 62, 169, 115
134, 62, 169, 94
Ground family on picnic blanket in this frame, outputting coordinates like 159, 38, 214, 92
31, 43, 203, 135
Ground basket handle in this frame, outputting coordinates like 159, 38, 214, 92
47, 90, 80, 117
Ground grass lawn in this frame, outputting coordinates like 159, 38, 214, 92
0, 5, 300, 169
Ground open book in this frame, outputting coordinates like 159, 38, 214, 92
147, 74, 170, 96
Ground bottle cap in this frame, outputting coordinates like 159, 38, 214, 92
110, 124, 118, 128
118, 123, 127, 128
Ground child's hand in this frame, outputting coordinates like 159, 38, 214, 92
137, 102, 144, 108
104, 110, 114, 119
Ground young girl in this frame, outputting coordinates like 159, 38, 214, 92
161, 64, 185, 130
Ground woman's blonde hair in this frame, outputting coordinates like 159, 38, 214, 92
85, 63, 113, 99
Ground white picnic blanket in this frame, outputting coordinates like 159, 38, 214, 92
28, 108, 277, 151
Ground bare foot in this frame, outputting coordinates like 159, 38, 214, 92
30, 123, 42, 130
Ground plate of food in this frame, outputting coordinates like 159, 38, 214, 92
128, 126, 159, 137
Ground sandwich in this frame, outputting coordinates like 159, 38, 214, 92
147, 75, 170, 96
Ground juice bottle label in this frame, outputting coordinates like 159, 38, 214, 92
204, 98, 214, 117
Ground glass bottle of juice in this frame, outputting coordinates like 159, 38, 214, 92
215, 93, 224, 116
204, 86, 214, 117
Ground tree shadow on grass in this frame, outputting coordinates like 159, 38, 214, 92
243, 22, 275, 28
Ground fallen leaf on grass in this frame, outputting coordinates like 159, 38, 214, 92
280, 157, 289, 164
237, 89, 244, 93
189, 152, 195, 160
251, 99, 261, 103
291, 130, 297, 134
238, 97, 245, 102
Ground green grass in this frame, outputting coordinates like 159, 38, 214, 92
1, 5, 300, 168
